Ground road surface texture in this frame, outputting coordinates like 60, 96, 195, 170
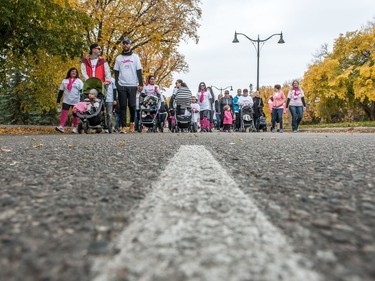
0, 132, 374, 281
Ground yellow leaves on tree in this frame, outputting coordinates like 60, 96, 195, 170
77, 0, 202, 89
303, 22, 375, 121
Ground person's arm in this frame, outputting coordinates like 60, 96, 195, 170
113, 88, 117, 103
57, 90, 64, 103
104, 62, 111, 84
137, 69, 143, 86
286, 98, 290, 108
114, 70, 119, 86
81, 61, 89, 81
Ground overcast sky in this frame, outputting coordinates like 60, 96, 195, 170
165, 0, 374, 97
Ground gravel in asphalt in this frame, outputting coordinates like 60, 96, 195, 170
0, 132, 374, 281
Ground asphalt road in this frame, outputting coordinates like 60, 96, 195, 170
0, 132, 374, 281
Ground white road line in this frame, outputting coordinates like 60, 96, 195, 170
92, 145, 322, 281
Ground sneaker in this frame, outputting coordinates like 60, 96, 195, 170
129, 123, 135, 133
293, 130, 297, 133
120, 127, 127, 134
114, 128, 120, 133
104, 129, 109, 134
72, 127, 78, 134
279, 129, 283, 133
55, 125, 64, 133
271, 129, 275, 133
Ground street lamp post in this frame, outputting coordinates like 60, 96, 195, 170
211, 85, 233, 96
232, 31, 285, 91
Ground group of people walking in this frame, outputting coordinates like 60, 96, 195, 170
170, 80, 306, 133
56, 39, 306, 134
56, 39, 143, 134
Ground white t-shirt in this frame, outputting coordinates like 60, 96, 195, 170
114, 53, 142, 86
288, 89, 304, 106
196, 91, 211, 111
191, 103, 200, 122
238, 96, 254, 107
59, 78, 83, 105
106, 77, 116, 102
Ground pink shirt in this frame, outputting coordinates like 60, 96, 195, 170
270, 91, 286, 109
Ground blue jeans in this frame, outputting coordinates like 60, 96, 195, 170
114, 112, 120, 131
105, 102, 114, 131
271, 108, 283, 130
289, 106, 303, 131
254, 116, 260, 131
215, 113, 221, 130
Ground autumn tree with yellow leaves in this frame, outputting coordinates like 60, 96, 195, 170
303, 21, 375, 122
78, 0, 201, 88
0, 0, 201, 124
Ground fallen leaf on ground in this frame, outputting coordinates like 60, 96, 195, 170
33, 144, 44, 148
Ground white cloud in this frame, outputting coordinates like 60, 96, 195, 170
164, 0, 374, 97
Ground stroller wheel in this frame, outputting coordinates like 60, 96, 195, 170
138, 124, 143, 133
77, 122, 83, 134
83, 122, 89, 134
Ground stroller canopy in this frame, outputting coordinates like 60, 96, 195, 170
83, 77, 106, 96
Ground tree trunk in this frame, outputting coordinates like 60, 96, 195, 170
361, 101, 375, 121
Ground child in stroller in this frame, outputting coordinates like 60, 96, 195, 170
74, 78, 106, 134
138, 93, 159, 132
238, 90, 255, 132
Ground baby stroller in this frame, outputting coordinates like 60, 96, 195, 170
138, 94, 159, 133
175, 105, 192, 132
240, 104, 255, 133
76, 77, 106, 134
258, 116, 267, 132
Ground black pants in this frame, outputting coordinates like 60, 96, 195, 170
117, 85, 137, 127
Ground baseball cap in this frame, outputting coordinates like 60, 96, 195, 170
122, 38, 131, 44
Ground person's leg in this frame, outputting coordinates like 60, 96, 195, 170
135, 109, 140, 132
199, 111, 205, 131
277, 108, 284, 131
114, 112, 120, 132
271, 108, 277, 132
254, 116, 260, 131
105, 102, 113, 133
117, 86, 127, 130
289, 106, 297, 131
127, 86, 137, 132
209, 110, 214, 131
296, 106, 303, 130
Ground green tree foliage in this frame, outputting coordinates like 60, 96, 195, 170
303, 21, 375, 122
0, 0, 202, 124
0, 0, 92, 59
0, 0, 93, 124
